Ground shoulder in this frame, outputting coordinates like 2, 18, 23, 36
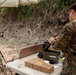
63, 22, 74, 30
65, 22, 72, 27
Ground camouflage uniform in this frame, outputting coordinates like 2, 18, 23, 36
49, 20, 76, 75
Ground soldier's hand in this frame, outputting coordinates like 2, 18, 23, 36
48, 37, 54, 44
55, 36, 60, 41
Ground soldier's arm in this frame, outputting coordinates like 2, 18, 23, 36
49, 23, 73, 50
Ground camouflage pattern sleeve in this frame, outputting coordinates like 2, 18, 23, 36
49, 23, 73, 50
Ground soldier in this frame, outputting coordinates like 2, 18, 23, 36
49, 3, 76, 75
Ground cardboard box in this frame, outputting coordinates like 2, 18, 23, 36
25, 58, 40, 68
33, 59, 45, 70
25, 58, 54, 74
41, 63, 54, 74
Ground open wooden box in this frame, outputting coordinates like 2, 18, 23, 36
19, 44, 43, 59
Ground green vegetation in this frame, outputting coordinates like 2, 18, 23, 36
0, 0, 76, 22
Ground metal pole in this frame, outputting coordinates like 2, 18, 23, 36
0, 51, 13, 75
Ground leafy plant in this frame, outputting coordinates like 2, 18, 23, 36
0, 0, 76, 21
